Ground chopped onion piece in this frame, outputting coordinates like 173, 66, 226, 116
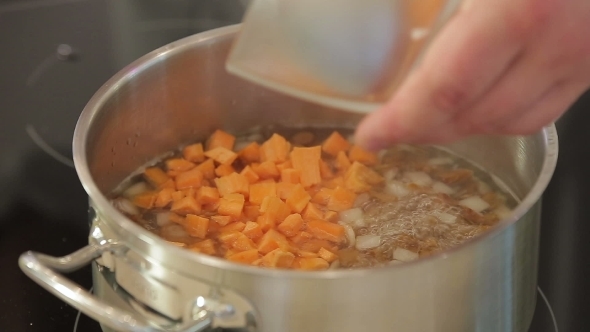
459, 196, 490, 213
355, 235, 381, 250
156, 212, 172, 227
329, 260, 341, 270
428, 157, 453, 165
432, 211, 457, 224
385, 181, 410, 197
113, 198, 139, 215
339, 208, 364, 224
404, 171, 432, 187
354, 193, 371, 207
477, 180, 492, 195
495, 205, 512, 220
123, 182, 149, 198
393, 248, 419, 262
432, 181, 454, 195
340, 223, 356, 247
384, 168, 399, 182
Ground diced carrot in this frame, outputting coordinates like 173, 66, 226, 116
306, 219, 346, 243
252, 161, 280, 180
324, 210, 339, 223
154, 188, 175, 208
280, 168, 301, 184
227, 249, 260, 264
260, 133, 290, 163
204, 147, 238, 165
175, 168, 204, 190
286, 184, 311, 213
298, 238, 339, 253
232, 232, 257, 251
276, 182, 296, 200
211, 215, 232, 226
322, 131, 351, 156
218, 231, 241, 247
301, 203, 324, 220
243, 205, 260, 220
311, 188, 334, 206
256, 214, 275, 232
334, 151, 352, 172
181, 188, 196, 199
215, 164, 235, 177
291, 257, 303, 269
214, 173, 249, 197
261, 248, 295, 268
190, 239, 216, 255
169, 213, 185, 225
298, 257, 329, 270
290, 231, 313, 245
323, 176, 345, 189
327, 186, 356, 212
249, 181, 277, 205
132, 191, 157, 209
344, 161, 384, 193
290, 146, 322, 188
159, 179, 176, 190
240, 165, 260, 184
348, 145, 378, 166
183, 143, 205, 163
219, 221, 246, 233
167, 170, 181, 178
276, 160, 293, 172
203, 201, 220, 213
166, 158, 196, 172
259, 196, 290, 223
277, 213, 304, 237
184, 214, 209, 239
218, 193, 245, 218
170, 196, 201, 215
206, 129, 235, 151
171, 190, 184, 202
319, 159, 335, 179
144, 167, 170, 187
196, 186, 220, 205
238, 142, 260, 163
195, 159, 215, 179
258, 229, 290, 254
243, 221, 264, 240
318, 247, 338, 263
297, 251, 319, 258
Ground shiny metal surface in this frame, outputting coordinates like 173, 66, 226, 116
22, 25, 558, 332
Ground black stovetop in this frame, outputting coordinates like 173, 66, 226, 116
1, 1, 589, 331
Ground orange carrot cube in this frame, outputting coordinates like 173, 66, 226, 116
306, 219, 346, 243
319, 159, 335, 179
242, 221, 263, 240
215, 164, 235, 177
175, 168, 204, 190
324, 210, 339, 223
252, 161, 280, 180
286, 184, 311, 213
327, 186, 356, 212
240, 165, 260, 184
183, 143, 205, 163
211, 215, 232, 226
143, 167, 170, 187
227, 249, 260, 265
348, 145, 378, 166
318, 247, 338, 263
344, 161, 384, 193
204, 147, 238, 165
214, 173, 249, 197
189, 239, 216, 255
154, 188, 175, 208
322, 131, 351, 156
261, 248, 295, 268
243, 205, 260, 220
280, 168, 301, 184
260, 133, 290, 163
311, 188, 334, 206
290, 146, 322, 188
132, 191, 157, 209
276, 160, 293, 172
219, 221, 246, 233
238, 142, 260, 163
334, 151, 352, 172
301, 203, 324, 220
206, 129, 235, 151
298, 257, 329, 270
184, 214, 209, 239
196, 186, 220, 204
277, 182, 296, 200
195, 159, 215, 179
257, 229, 290, 254
259, 196, 290, 223
170, 196, 201, 215
232, 232, 256, 251
218, 193, 245, 218
171, 190, 185, 202
165, 158, 196, 172
249, 181, 277, 205
277, 213, 304, 237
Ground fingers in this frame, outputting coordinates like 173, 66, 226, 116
497, 81, 589, 135
355, 0, 523, 150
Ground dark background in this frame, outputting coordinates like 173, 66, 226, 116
0, 1, 587, 331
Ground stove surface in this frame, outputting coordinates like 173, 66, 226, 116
1, 1, 589, 332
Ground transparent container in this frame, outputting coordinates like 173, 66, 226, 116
226, 0, 463, 113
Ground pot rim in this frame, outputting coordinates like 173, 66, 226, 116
73, 24, 559, 279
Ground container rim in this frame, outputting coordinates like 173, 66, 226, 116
73, 24, 559, 279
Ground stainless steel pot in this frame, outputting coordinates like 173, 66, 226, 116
19, 25, 558, 332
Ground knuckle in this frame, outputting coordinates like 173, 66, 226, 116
430, 83, 471, 114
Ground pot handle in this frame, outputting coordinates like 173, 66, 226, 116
19, 242, 212, 332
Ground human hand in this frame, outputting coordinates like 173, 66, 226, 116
355, 0, 590, 150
